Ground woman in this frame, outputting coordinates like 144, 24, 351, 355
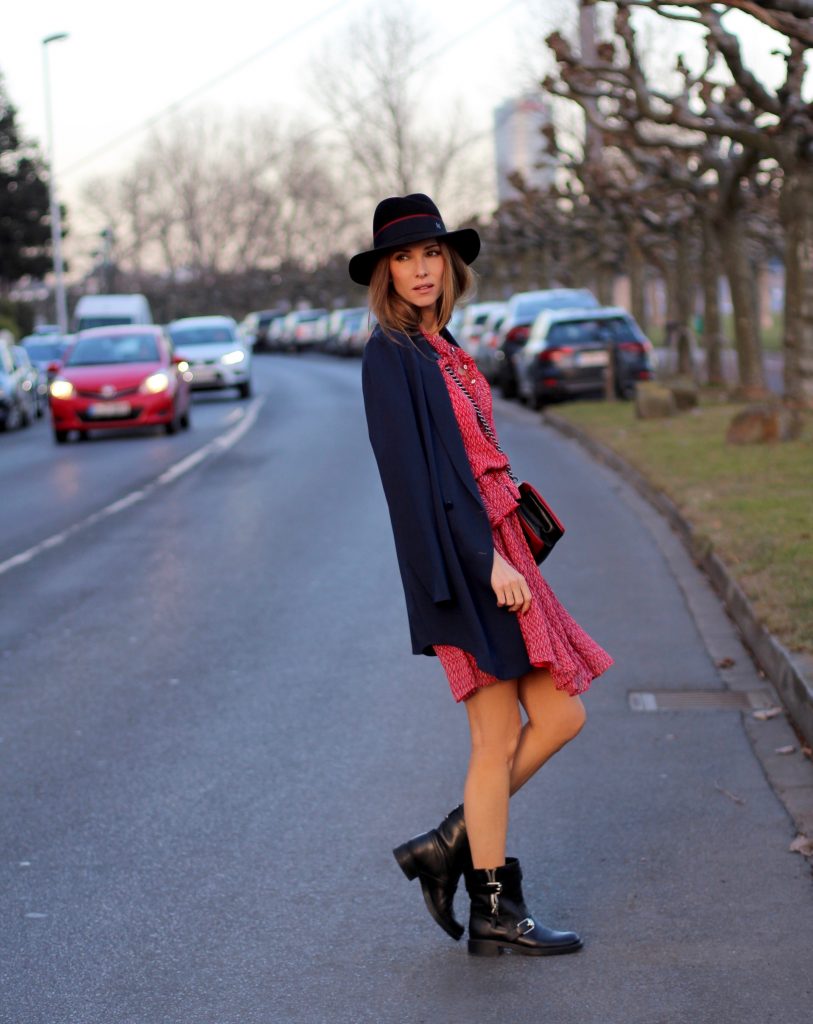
351, 194, 613, 958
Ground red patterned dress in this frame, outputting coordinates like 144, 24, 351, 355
422, 328, 614, 703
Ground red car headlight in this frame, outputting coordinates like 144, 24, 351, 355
139, 372, 171, 395
49, 379, 75, 399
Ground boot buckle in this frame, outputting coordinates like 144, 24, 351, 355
485, 879, 502, 921
517, 917, 535, 936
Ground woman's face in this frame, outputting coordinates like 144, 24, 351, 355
388, 240, 445, 312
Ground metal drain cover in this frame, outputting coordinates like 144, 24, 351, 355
628, 689, 775, 712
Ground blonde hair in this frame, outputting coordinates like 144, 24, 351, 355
368, 241, 475, 339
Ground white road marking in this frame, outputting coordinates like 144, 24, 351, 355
0, 398, 264, 579
223, 408, 244, 425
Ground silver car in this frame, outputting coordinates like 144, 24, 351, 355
167, 316, 252, 399
0, 341, 38, 430
458, 301, 505, 357
281, 310, 328, 352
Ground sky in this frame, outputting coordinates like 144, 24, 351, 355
1, 0, 796, 277
2, 0, 551, 196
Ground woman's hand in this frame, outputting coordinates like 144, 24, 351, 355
491, 550, 532, 614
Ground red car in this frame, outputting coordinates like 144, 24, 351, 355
48, 326, 192, 443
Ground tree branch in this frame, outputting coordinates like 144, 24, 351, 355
613, 6, 780, 158
614, 0, 813, 45
702, 7, 784, 115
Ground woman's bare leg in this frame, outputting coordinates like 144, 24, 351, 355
508, 667, 587, 796
463, 678, 522, 869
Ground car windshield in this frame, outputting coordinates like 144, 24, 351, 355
547, 317, 641, 347
515, 299, 552, 321
76, 316, 137, 331
169, 326, 236, 345
66, 333, 160, 366
23, 341, 64, 361
516, 293, 597, 321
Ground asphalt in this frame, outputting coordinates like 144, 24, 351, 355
0, 354, 811, 1023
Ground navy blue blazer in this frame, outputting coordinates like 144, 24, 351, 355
361, 325, 533, 680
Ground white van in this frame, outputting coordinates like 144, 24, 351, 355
72, 294, 153, 332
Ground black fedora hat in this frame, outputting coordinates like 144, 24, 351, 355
348, 193, 480, 286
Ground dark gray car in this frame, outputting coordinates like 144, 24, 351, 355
494, 288, 599, 398
0, 343, 38, 431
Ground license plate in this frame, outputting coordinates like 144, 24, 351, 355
577, 351, 609, 367
192, 367, 218, 381
88, 401, 131, 418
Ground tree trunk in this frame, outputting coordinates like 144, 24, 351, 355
520, 240, 534, 291
596, 263, 614, 306
700, 214, 725, 386
674, 221, 695, 378
780, 160, 813, 409
627, 226, 647, 333
662, 226, 694, 378
718, 208, 767, 398
537, 234, 552, 289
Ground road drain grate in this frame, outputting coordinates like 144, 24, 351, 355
628, 689, 775, 712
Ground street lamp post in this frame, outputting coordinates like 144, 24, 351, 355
42, 32, 69, 334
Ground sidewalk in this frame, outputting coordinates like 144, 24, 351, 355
367, 398, 813, 1023
542, 405, 813, 758
540, 407, 813, 836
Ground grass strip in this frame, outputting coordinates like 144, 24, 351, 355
550, 398, 813, 653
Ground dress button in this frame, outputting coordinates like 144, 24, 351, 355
443, 499, 454, 510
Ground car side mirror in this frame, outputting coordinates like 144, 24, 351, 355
47, 361, 62, 374
171, 354, 184, 365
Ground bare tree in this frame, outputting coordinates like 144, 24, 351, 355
309, 2, 485, 223
82, 108, 351, 282
543, 4, 803, 397
575, 0, 813, 407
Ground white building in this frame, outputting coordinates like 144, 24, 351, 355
494, 94, 555, 204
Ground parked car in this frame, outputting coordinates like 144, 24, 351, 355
20, 333, 71, 408
448, 307, 464, 339
280, 309, 328, 352
471, 304, 507, 379
240, 309, 287, 351
494, 289, 599, 398
72, 293, 153, 332
298, 310, 328, 351
167, 316, 252, 398
12, 346, 45, 418
48, 326, 191, 443
336, 309, 373, 357
325, 307, 368, 355
458, 301, 505, 357
514, 307, 654, 408
0, 340, 38, 431
310, 312, 332, 350
267, 315, 287, 350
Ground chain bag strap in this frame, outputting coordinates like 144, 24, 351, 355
443, 363, 565, 564
444, 364, 518, 481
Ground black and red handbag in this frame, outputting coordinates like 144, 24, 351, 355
444, 366, 565, 564
514, 480, 565, 564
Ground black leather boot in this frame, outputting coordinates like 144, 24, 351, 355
392, 804, 471, 941
465, 857, 583, 957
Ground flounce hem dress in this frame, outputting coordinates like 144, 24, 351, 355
422, 328, 614, 703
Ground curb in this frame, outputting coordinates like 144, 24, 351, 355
543, 409, 813, 750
